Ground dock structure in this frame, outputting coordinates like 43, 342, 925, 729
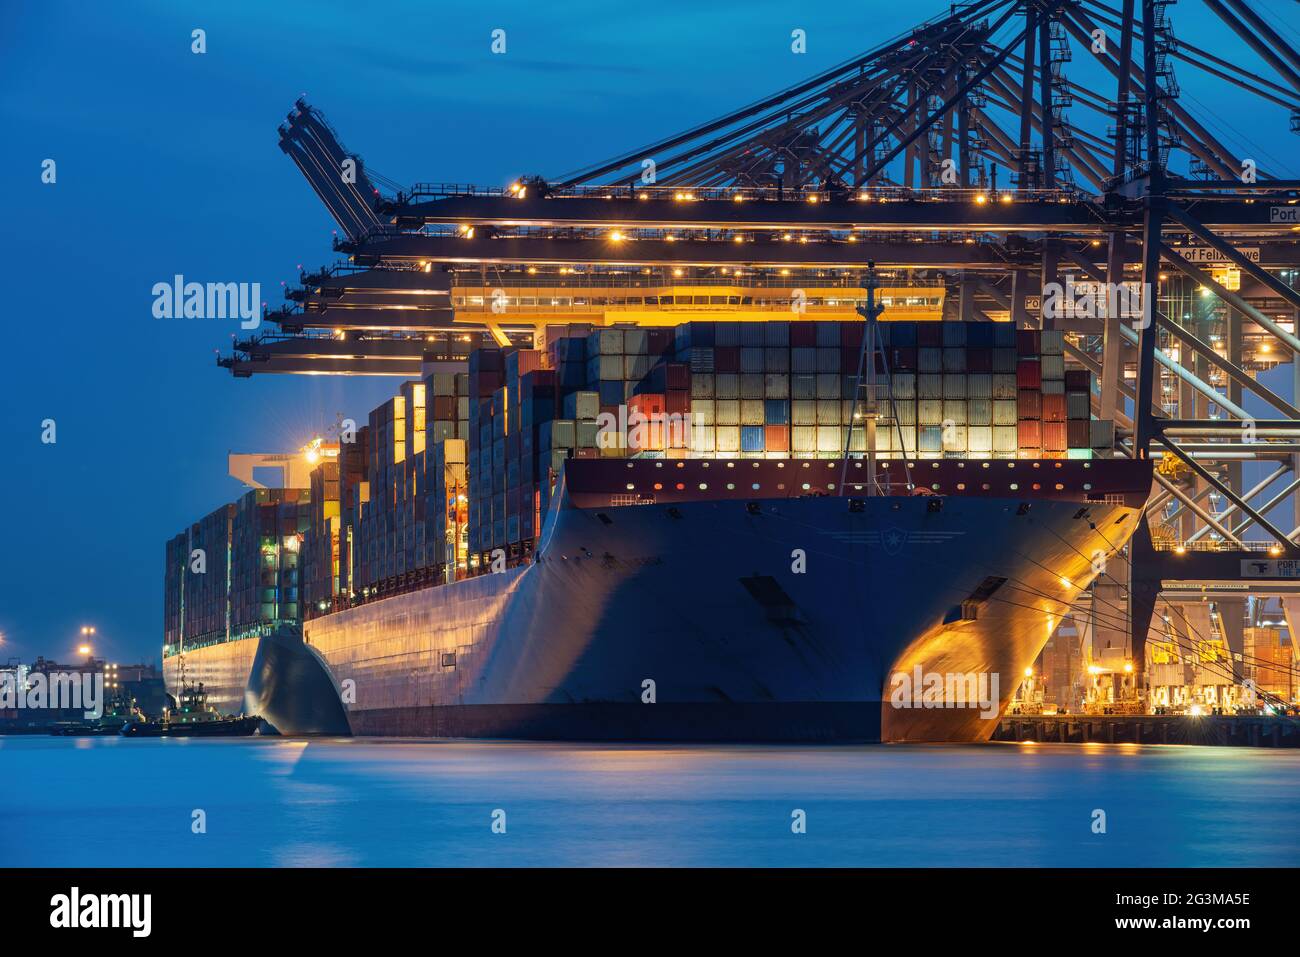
994, 713, 1300, 747
220, 0, 1300, 719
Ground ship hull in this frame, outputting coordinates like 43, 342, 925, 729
169, 480, 1143, 743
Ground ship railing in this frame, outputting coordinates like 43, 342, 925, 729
318, 549, 537, 616
1152, 539, 1284, 553
402, 182, 1081, 205
448, 275, 949, 291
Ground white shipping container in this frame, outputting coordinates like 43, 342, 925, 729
716, 426, 741, 452
817, 400, 842, 424
919, 347, 942, 372
993, 400, 1017, 425
918, 399, 944, 425
943, 425, 968, 451
968, 426, 993, 453
715, 373, 740, 399
741, 399, 765, 425
765, 374, 791, 398
918, 374, 943, 399
691, 399, 715, 426
943, 400, 967, 425
968, 398, 993, 426
817, 426, 844, 453
693, 428, 716, 452
691, 374, 715, 399
993, 426, 1018, 452
895, 401, 917, 425
792, 400, 817, 425
967, 373, 992, 398
943, 374, 967, 399
792, 425, 817, 452
715, 400, 741, 426
1041, 354, 1065, 379
740, 373, 765, 399
1041, 329, 1065, 355
893, 373, 917, 399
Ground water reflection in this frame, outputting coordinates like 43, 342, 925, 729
3, 738, 1297, 867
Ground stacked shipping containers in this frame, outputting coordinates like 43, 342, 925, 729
163, 503, 236, 650
229, 488, 311, 636
174, 319, 1120, 629
302, 460, 341, 615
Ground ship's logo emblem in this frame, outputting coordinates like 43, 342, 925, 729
882, 527, 907, 555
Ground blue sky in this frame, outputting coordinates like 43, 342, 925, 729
0, 0, 1297, 664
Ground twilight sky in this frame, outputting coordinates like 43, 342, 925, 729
1, 0, 1297, 664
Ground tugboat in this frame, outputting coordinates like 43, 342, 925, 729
51, 683, 143, 736
121, 681, 262, 737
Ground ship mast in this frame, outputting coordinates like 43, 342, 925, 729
845, 264, 886, 495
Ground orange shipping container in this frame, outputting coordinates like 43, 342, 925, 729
1018, 419, 1041, 448
765, 425, 790, 452
1043, 421, 1068, 451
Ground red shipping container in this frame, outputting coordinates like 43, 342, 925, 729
791, 322, 817, 346
765, 425, 790, 452
841, 322, 864, 349
1042, 393, 1067, 422
665, 389, 689, 415
1043, 421, 1067, 451
1017, 329, 1040, 356
1018, 419, 1042, 448
629, 393, 665, 417
714, 346, 740, 372
515, 350, 546, 377
1017, 389, 1042, 419
1067, 419, 1090, 448
917, 323, 943, 347
647, 328, 672, 356
966, 348, 993, 373
1064, 368, 1090, 391
665, 362, 690, 390
1016, 358, 1042, 389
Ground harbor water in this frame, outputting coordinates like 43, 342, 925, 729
3, 737, 1298, 867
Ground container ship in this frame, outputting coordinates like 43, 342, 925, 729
163, 318, 1151, 742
